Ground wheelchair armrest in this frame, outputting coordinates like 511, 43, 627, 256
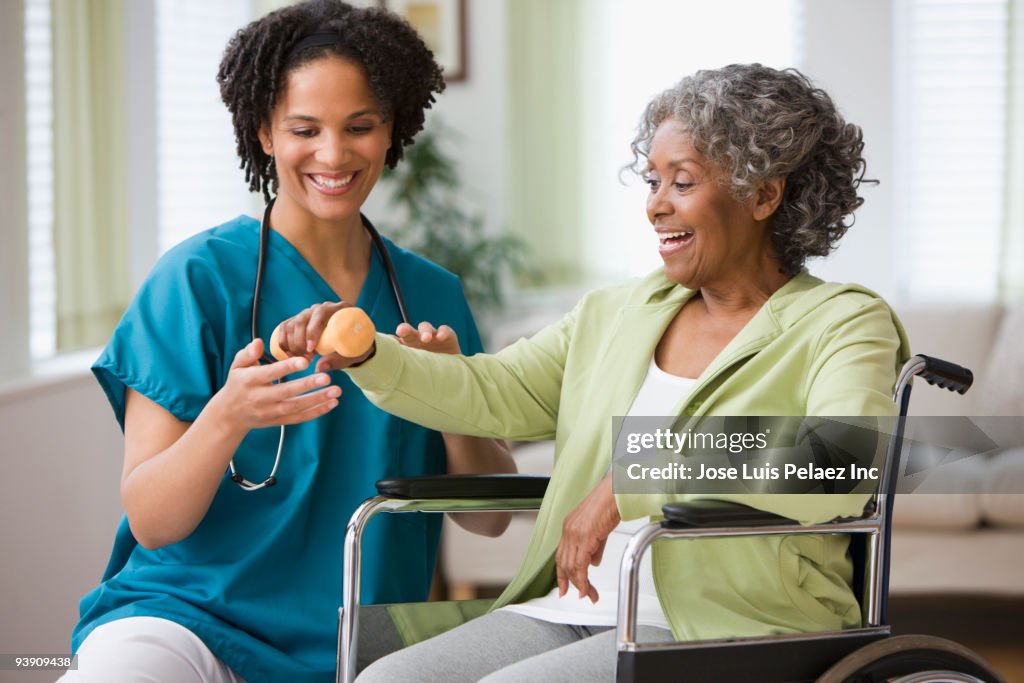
375, 474, 550, 500
661, 500, 800, 528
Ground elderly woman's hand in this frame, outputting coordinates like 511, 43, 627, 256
394, 321, 461, 355
555, 474, 620, 603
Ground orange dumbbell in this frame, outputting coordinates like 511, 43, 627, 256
269, 307, 376, 362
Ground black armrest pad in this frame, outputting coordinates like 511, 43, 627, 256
375, 474, 550, 500
661, 500, 799, 528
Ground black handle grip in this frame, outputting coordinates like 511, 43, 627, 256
376, 474, 550, 500
917, 354, 973, 394
662, 500, 799, 528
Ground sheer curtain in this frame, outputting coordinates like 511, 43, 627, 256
52, 0, 130, 351
506, 0, 584, 283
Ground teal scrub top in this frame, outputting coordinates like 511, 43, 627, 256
74, 215, 483, 683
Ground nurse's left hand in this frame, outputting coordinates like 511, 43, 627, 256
555, 474, 620, 604
395, 321, 461, 355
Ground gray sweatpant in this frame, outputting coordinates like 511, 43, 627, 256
356, 610, 674, 683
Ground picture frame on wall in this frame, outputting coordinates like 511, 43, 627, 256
380, 0, 467, 82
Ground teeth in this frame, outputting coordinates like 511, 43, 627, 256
311, 173, 354, 188
659, 232, 693, 241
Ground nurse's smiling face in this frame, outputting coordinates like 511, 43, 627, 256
259, 56, 393, 230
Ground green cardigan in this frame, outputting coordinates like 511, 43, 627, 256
347, 270, 909, 641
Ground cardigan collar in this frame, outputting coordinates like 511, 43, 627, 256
606, 268, 902, 421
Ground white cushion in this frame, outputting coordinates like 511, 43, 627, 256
979, 447, 1024, 527
895, 304, 1002, 416
891, 454, 986, 530
890, 528, 1024, 595
976, 302, 1024, 418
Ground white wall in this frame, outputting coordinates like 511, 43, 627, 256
363, 0, 509, 237
795, 0, 898, 301
0, 376, 123, 683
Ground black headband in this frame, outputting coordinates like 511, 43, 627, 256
287, 31, 346, 61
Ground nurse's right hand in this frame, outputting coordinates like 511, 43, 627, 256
211, 338, 341, 433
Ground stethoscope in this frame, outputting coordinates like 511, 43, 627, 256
229, 197, 412, 491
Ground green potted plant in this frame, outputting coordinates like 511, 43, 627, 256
380, 121, 540, 313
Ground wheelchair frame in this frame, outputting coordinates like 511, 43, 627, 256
337, 355, 1003, 683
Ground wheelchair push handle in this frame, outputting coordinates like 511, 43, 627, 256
915, 354, 973, 394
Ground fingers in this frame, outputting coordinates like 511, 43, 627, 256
305, 303, 344, 354
244, 371, 341, 427
572, 539, 596, 600
556, 541, 599, 603
435, 325, 455, 343
591, 538, 606, 568
556, 541, 568, 597
274, 385, 342, 425
222, 344, 346, 429
395, 321, 462, 354
275, 302, 346, 358
230, 339, 265, 370
555, 484, 619, 604
395, 322, 417, 341
555, 532, 601, 602
243, 354, 311, 385
417, 320, 437, 343
396, 321, 438, 345
261, 366, 336, 403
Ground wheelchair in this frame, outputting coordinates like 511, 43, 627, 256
336, 355, 1007, 683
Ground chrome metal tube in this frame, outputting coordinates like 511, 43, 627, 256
337, 496, 545, 682
615, 522, 663, 647
338, 497, 400, 683
615, 517, 881, 650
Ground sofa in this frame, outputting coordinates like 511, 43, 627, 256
441, 300, 1024, 599
888, 303, 1024, 596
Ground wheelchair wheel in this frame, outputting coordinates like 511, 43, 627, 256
816, 635, 1006, 683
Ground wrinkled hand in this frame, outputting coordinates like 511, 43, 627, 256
395, 321, 461, 355
210, 338, 341, 434
555, 475, 620, 604
273, 301, 374, 372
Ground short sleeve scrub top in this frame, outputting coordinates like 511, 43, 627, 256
74, 215, 484, 683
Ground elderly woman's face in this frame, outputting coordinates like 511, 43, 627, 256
645, 120, 772, 290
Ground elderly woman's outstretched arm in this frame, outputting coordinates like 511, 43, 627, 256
345, 303, 580, 442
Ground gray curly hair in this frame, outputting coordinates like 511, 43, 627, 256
629, 63, 872, 275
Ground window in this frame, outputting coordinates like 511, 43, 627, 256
895, 0, 1009, 300
580, 0, 799, 279
22, 0, 259, 361
155, 0, 257, 253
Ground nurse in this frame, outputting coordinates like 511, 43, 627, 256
63, 2, 513, 682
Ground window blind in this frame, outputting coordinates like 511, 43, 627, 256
25, 0, 56, 359
896, 0, 1009, 300
155, 0, 256, 254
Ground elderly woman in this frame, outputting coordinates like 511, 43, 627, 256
279, 63, 907, 682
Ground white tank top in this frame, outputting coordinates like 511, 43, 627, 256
500, 358, 696, 629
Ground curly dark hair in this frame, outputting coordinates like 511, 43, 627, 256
629, 64, 873, 275
217, 0, 445, 201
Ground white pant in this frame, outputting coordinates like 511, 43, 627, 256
59, 616, 246, 683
